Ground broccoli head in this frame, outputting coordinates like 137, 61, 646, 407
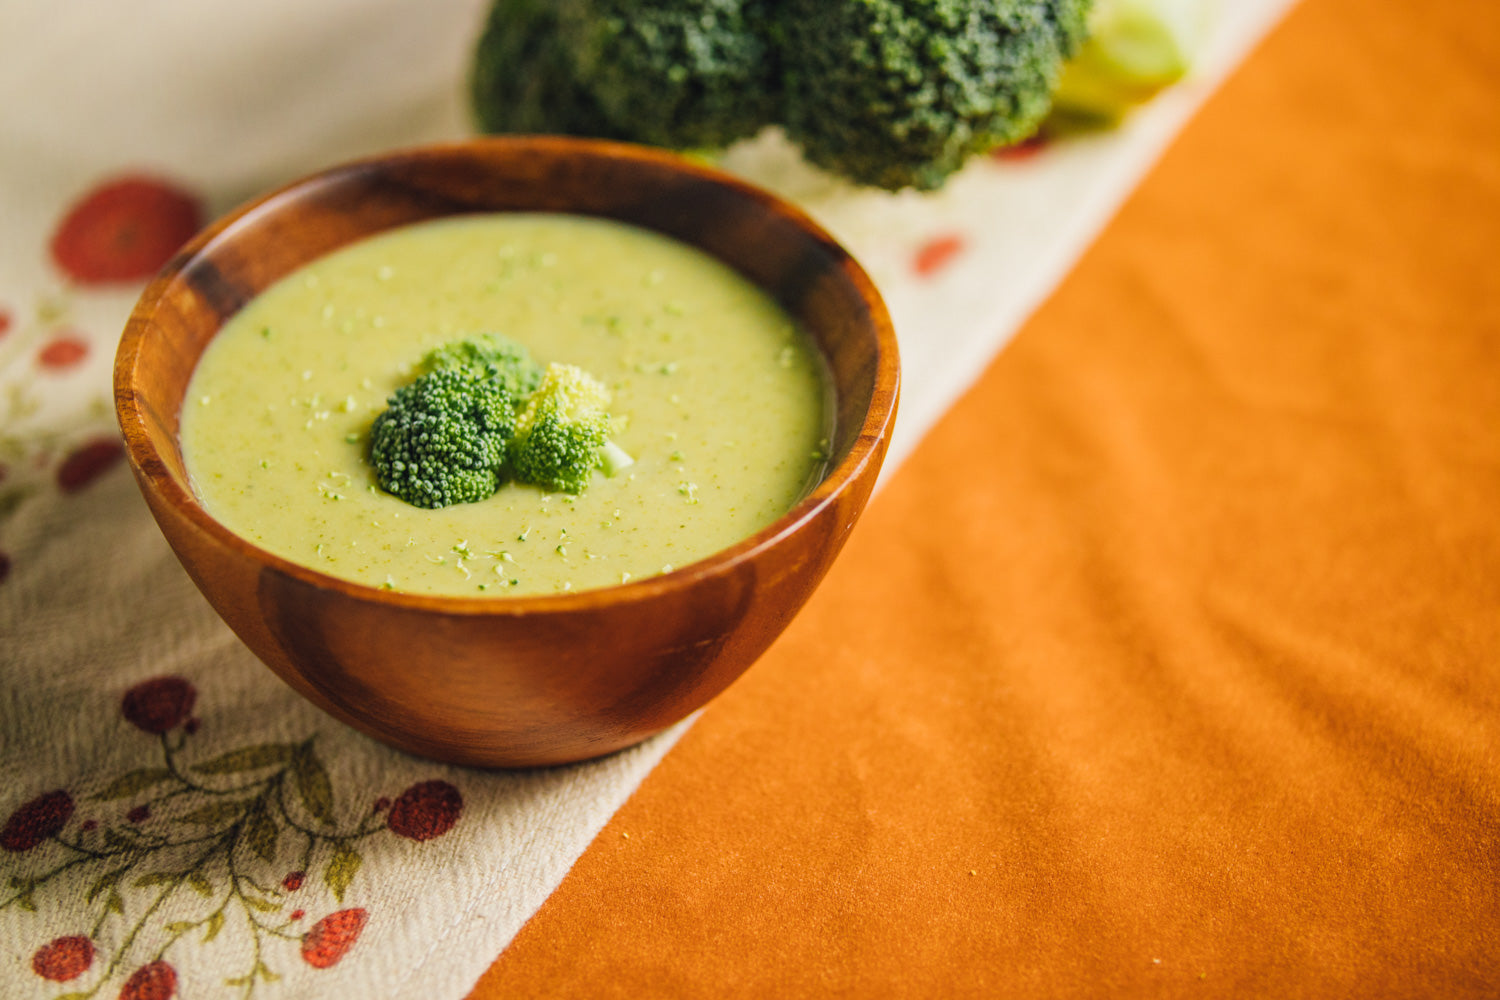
368, 367, 517, 509
470, 0, 628, 138
555, 0, 780, 150
779, 0, 1092, 191
418, 332, 544, 399
472, 0, 777, 151
508, 363, 615, 495
471, 0, 1094, 191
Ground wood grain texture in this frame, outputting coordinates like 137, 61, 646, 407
114, 137, 899, 768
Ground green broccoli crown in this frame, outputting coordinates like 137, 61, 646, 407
556, 0, 780, 150
369, 367, 517, 509
370, 340, 628, 506
471, 0, 1093, 191
474, 0, 778, 150
779, 0, 1092, 191
470, 0, 629, 137
508, 363, 614, 495
419, 332, 544, 398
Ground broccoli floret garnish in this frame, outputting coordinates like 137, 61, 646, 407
368, 367, 518, 509
470, 0, 1093, 191
419, 332, 544, 398
508, 363, 617, 495
369, 341, 630, 507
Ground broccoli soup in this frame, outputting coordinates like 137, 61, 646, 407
180, 214, 828, 597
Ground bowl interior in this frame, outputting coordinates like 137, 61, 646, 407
115, 138, 899, 765
120, 138, 894, 565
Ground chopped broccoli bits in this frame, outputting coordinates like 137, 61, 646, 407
369, 339, 626, 507
180, 213, 829, 599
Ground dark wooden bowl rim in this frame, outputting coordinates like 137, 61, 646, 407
115, 136, 899, 622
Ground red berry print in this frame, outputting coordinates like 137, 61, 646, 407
913, 234, 966, 277
82, 819, 98, 832
126, 804, 151, 824
37, 334, 89, 370
282, 871, 305, 891
372, 796, 391, 814
56, 437, 125, 493
301, 908, 368, 969
119, 960, 177, 1000
1, 790, 74, 852
291, 909, 305, 921
386, 781, 462, 842
31, 935, 93, 982
50, 176, 203, 285
992, 134, 1050, 162
0, 308, 12, 339
121, 676, 197, 734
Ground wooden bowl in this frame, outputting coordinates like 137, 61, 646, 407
115, 137, 898, 768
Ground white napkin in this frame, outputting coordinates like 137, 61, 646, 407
0, 1, 1294, 995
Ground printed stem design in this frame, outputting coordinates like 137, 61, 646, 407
2, 676, 463, 996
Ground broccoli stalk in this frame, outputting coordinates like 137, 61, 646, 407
368, 338, 628, 508
470, 0, 1094, 191
1045, 0, 1200, 129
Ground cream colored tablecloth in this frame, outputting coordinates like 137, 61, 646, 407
1, 3, 1295, 995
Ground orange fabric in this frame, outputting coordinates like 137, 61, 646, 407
471, 0, 1500, 994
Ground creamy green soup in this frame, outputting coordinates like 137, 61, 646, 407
180, 214, 827, 597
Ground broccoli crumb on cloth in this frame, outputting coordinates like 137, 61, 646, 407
368, 335, 633, 509
471, 0, 1093, 191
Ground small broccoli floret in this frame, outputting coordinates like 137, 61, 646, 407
368, 368, 517, 509
508, 363, 616, 494
371, 340, 630, 505
779, 0, 1092, 191
419, 333, 544, 398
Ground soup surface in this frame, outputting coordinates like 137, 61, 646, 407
180, 214, 827, 597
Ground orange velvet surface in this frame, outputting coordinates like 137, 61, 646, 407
471, 0, 1500, 994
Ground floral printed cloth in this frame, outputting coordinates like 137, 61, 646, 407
0, 1, 1292, 996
